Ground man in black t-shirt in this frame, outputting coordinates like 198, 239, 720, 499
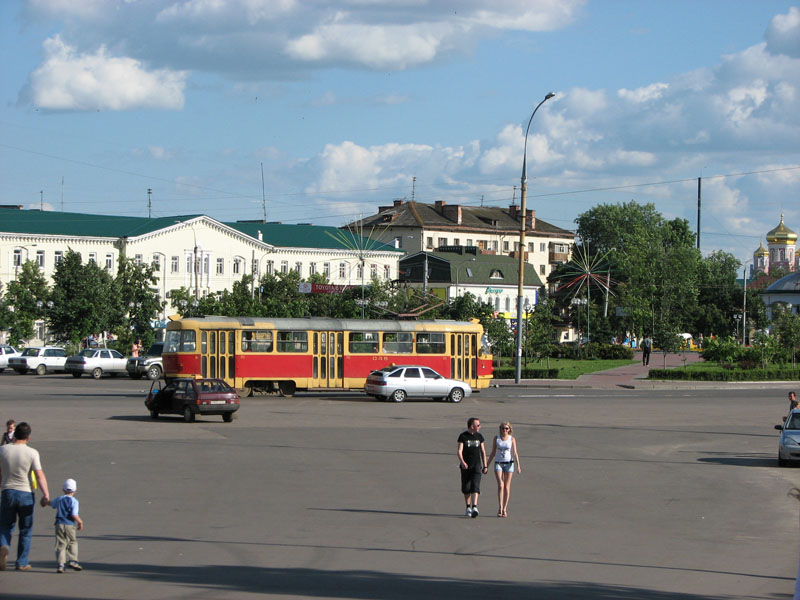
457, 417, 488, 518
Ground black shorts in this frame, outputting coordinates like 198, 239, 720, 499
460, 466, 482, 495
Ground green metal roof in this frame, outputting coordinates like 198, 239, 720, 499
0, 209, 401, 252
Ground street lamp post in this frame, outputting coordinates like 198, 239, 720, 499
515, 92, 555, 383
742, 258, 753, 345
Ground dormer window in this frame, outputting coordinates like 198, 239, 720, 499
489, 269, 503, 279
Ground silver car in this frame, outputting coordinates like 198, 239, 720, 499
65, 348, 128, 379
776, 410, 800, 466
364, 365, 472, 403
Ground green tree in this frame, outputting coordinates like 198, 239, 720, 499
773, 306, 800, 366
49, 249, 116, 345
692, 251, 741, 337
114, 257, 163, 350
3, 261, 50, 345
525, 296, 557, 368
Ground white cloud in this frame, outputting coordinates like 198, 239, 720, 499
149, 146, 174, 160
157, 0, 297, 26
617, 82, 669, 103
765, 6, 800, 58
28, 36, 188, 111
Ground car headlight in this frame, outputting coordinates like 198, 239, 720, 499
782, 436, 800, 447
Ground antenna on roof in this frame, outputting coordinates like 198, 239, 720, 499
261, 162, 267, 223
481, 195, 484, 207
511, 186, 517, 207
40, 190, 43, 210
147, 188, 152, 218
411, 176, 416, 202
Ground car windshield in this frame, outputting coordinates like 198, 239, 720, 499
787, 414, 800, 430
21, 348, 39, 356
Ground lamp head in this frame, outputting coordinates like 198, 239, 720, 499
545, 92, 555, 100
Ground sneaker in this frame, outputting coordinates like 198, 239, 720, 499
464, 506, 472, 517
16, 564, 32, 571
0, 545, 8, 570
68, 561, 83, 571
57, 565, 65, 574
471, 507, 479, 518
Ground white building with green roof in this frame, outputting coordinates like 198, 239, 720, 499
1, 208, 402, 343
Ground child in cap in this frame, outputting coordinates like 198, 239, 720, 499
1, 419, 14, 445
45, 478, 84, 573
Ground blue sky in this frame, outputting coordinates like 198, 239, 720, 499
1, 1, 799, 265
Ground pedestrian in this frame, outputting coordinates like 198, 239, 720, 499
457, 417, 488, 518
790, 392, 798, 413
0, 422, 50, 571
131, 339, 142, 358
44, 479, 83, 574
641, 334, 652, 366
486, 421, 522, 518
1, 420, 15, 445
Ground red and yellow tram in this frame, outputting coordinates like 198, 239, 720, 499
163, 316, 493, 396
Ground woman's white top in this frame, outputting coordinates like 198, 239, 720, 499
495, 435, 513, 462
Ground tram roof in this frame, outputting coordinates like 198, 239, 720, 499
169, 316, 483, 332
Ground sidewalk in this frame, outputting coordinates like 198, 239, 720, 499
492, 350, 799, 390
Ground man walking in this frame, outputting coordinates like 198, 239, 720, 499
0, 422, 50, 571
457, 417, 488, 518
641, 334, 652, 367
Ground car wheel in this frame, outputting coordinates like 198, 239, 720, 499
146, 365, 162, 380
183, 406, 195, 423
391, 389, 406, 403
150, 409, 159, 420
91, 367, 103, 379
129, 373, 143, 380
223, 412, 234, 423
449, 388, 464, 403
36, 364, 47, 376
71, 372, 82, 378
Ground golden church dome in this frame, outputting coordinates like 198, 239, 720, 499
766, 214, 797, 244
754, 241, 768, 257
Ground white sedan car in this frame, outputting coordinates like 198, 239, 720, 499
364, 365, 472, 403
0, 345, 21, 372
65, 348, 128, 379
9, 347, 68, 375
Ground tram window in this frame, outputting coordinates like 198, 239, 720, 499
165, 330, 180, 353
229, 333, 234, 354
180, 330, 196, 352
349, 332, 379, 353
242, 330, 273, 352
382, 332, 412, 353
416, 332, 445, 354
201, 331, 207, 354
277, 331, 308, 352
313, 333, 318, 354
220, 332, 226, 352
209, 331, 216, 354
321, 332, 327, 353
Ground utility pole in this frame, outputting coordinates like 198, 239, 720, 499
260, 162, 267, 222
696, 177, 701, 250
40, 190, 43, 210
147, 188, 152, 219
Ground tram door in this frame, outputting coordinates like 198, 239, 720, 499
314, 331, 344, 389
201, 329, 236, 387
450, 333, 474, 385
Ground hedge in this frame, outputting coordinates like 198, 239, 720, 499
648, 368, 800, 381
493, 367, 560, 379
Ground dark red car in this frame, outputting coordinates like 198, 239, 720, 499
145, 378, 239, 423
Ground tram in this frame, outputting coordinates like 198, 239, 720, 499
163, 316, 493, 396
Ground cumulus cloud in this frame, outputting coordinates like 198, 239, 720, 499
617, 82, 669, 103
765, 6, 800, 58
27, 36, 188, 111
149, 146, 174, 160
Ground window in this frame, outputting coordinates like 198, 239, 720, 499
490, 269, 504, 279
349, 331, 379, 353
339, 262, 347, 278
186, 255, 193, 274
233, 258, 242, 274
266, 260, 274, 275
281, 261, 288, 274
466, 267, 474, 278
151, 254, 160, 272
540, 264, 546, 275
466, 239, 472, 247
88, 253, 96, 264
384, 265, 391, 280
382, 332, 412, 353
426, 237, 434, 249
356, 263, 364, 279
171, 256, 179, 273
277, 331, 308, 352
323, 263, 330, 278
295, 262, 302, 275
404, 367, 421, 378
203, 256, 210, 274
454, 238, 460, 246
416, 332, 445, 354
528, 242, 534, 252
492, 241, 498, 251
135, 254, 143, 266
540, 242, 546, 252
55, 251, 63, 265
503, 241, 509, 252
370, 264, 377, 279
242, 330, 273, 352
106, 254, 114, 270
438, 237, 446, 248
216, 258, 224, 275
179, 330, 196, 352
36, 250, 45, 267
309, 262, 317, 276
505, 297, 511, 311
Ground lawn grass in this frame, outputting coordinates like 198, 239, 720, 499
498, 358, 639, 380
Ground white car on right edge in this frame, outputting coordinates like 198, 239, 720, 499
0, 345, 21, 372
364, 365, 472, 403
776, 409, 800, 466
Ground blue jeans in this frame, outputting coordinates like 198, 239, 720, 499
0, 489, 36, 567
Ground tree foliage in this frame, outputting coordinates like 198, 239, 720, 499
3, 261, 50, 345
114, 257, 163, 350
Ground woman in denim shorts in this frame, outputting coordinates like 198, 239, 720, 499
486, 421, 521, 517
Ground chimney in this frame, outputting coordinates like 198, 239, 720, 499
394, 199, 404, 207
442, 204, 462, 225
509, 204, 519, 219
435, 200, 446, 213
257, 230, 263, 242
525, 209, 536, 231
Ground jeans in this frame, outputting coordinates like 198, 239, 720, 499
0, 489, 36, 567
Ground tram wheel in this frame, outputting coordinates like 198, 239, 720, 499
237, 384, 253, 398
278, 381, 296, 397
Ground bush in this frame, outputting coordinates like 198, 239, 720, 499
648, 367, 800, 381
493, 367, 560, 379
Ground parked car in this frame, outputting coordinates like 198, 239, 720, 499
8, 346, 68, 375
0, 345, 21, 372
126, 342, 164, 380
65, 348, 128, 379
364, 365, 472, 403
145, 378, 240, 423
776, 410, 800, 466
